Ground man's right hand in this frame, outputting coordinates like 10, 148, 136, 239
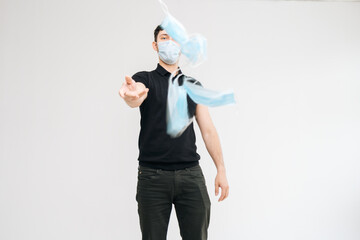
119, 76, 149, 108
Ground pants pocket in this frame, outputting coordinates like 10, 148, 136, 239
138, 168, 159, 181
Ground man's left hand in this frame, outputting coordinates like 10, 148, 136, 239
215, 171, 229, 202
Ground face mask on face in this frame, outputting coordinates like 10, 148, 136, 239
157, 40, 181, 65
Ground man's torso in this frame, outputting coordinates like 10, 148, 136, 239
132, 64, 201, 170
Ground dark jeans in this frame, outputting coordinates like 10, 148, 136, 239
136, 164, 211, 240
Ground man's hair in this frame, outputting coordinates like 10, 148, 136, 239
154, 25, 163, 42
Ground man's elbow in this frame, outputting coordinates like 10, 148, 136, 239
201, 126, 217, 139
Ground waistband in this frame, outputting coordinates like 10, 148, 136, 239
138, 160, 199, 171
138, 162, 201, 172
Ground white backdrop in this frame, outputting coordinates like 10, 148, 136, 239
1, 0, 359, 239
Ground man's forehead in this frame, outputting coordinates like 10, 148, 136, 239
158, 30, 168, 36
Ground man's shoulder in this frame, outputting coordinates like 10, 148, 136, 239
132, 70, 150, 79
132, 68, 160, 79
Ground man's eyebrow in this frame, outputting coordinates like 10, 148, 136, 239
159, 34, 169, 37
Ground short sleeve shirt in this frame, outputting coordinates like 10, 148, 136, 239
132, 63, 202, 170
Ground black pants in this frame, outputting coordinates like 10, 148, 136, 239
136, 164, 211, 240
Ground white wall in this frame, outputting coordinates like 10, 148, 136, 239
0, 0, 359, 239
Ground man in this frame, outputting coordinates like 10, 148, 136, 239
119, 25, 229, 240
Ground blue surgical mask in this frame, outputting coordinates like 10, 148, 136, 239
157, 40, 181, 65
166, 72, 236, 138
158, 0, 207, 67
157, 0, 236, 138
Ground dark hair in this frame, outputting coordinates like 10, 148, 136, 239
154, 25, 163, 42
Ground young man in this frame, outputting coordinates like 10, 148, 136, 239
119, 25, 229, 240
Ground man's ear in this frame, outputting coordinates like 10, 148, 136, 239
152, 41, 158, 52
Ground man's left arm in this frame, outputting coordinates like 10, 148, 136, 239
195, 104, 229, 202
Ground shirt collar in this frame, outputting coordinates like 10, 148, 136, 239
155, 63, 182, 77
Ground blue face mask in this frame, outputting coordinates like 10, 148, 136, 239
157, 40, 181, 65
157, 0, 236, 138
166, 72, 236, 138
158, 0, 207, 67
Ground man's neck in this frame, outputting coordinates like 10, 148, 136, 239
159, 61, 179, 76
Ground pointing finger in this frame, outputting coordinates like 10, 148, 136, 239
125, 75, 134, 85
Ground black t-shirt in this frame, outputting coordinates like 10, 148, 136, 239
132, 63, 202, 170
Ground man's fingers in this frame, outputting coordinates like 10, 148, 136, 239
124, 91, 139, 99
219, 188, 226, 202
125, 75, 134, 85
138, 88, 149, 98
215, 182, 229, 202
215, 184, 219, 196
225, 187, 229, 199
119, 83, 127, 98
219, 186, 229, 202
119, 89, 125, 98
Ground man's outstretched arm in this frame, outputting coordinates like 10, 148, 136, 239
119, 76, 149, 108
195, 104, 229, 202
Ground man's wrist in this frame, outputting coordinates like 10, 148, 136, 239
217, 166, 226, 173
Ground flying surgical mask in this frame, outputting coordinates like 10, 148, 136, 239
157, 0, 237, 138
158, 0, 207, 67
166, 71, 236, 138
157, 40, 181, 65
